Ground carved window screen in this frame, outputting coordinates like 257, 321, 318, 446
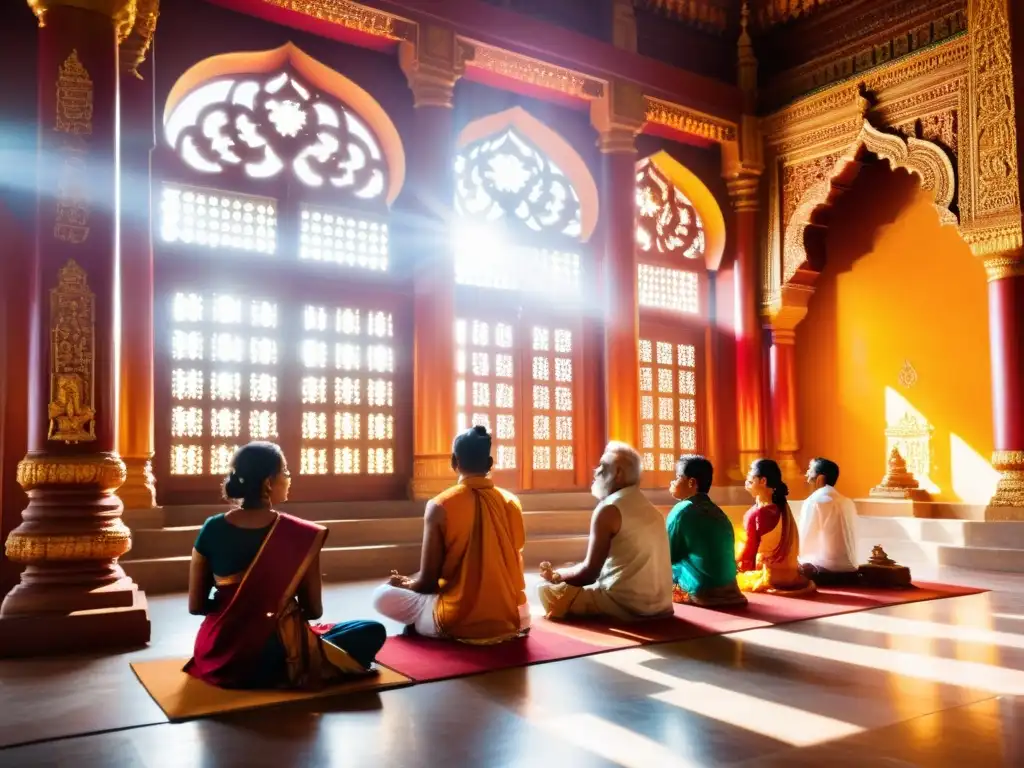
637, 263, 700, 315
161, 185, 278, 255
167, 291, 281, 477
299, 304, 396, 477
636, 160, 705, 260
455, 315, 580, 491
639, 337, 700, 487
163, 71, 387, 199
455, 127, 582, 238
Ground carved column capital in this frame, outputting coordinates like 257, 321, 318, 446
399, 25, 471, 109
591, 80, 645, 154
984, 249, 1024, 281
725, 169, 762, 212
764, 283, 814, 330
28, 0, 137, 40
118, 0, 158, 78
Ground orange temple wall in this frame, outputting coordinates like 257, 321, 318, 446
795, 162, 995, 503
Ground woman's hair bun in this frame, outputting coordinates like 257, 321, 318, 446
223, 473, 245, 499
776, 481, 790, 499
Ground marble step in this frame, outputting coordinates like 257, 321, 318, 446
124, 508, 594, 561
857, 517, 1024, 550
122, 535, 591, 595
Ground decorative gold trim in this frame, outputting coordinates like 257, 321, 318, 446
992, 451, 1024, 470
645, 97, 738, 144
464, 42, 604, 101
119, 0, 158, 78
261, 0, 414, 41
48, 260, 97, 444
17, 453, 127, 492
28, 0, 138, 42
983, 253, 1024, 282
4, 523, 132, 563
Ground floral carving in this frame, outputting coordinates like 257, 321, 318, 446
635, 160, 705, 259
782, 152, 843, 233
454, 127, 581, 238
164, 70, 388, 202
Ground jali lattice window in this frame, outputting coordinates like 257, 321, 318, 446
299, 304, 396, 476
640, 339, 698, 475
454, 127, 583, 296
156, 56, 404, 502
168, 291, 280, 476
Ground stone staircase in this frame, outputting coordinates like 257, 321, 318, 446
122, 489, 692, 594
856, 516, 1024, 573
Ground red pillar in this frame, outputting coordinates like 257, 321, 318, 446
0, 2, 149, 655
986, 267, 1024, 507
769, 330, 800, 486
987, 0, 1024, 509
591, 82, 644, 450
400, 29, 459, 499
117, 51, 156, 511
728, 173, 766, 474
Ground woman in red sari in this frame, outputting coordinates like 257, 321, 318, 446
185, 442, 386, 689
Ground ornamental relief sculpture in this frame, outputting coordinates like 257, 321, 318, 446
780, 120, 958, 285
48, 260, 96, 444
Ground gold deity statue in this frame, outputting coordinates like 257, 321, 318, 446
47, 373, 96, 443
869, 447, 929, 501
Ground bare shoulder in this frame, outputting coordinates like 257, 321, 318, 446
424, 499, 446, 524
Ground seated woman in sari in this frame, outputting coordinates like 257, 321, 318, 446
185, 441, 386, 689
735, 458, 815, 596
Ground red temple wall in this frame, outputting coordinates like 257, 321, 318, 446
795, 162, 994, 502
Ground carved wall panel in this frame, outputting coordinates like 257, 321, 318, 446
762, 36, 972, 313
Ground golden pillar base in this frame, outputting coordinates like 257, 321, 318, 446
990, 451, 1024, 508
117, 455, 156, 511
1, 452, 150, 654
409, 453, 455, 501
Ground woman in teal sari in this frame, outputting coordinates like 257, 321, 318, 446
185, 442, 386, 689
666, 455, 747, 608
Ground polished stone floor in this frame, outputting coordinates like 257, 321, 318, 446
1, 566, 1023, 767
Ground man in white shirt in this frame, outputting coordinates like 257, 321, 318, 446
798, 458, 861, 586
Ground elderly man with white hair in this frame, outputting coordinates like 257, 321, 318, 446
537, 442, 674, 622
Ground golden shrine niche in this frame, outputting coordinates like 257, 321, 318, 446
47, 259, 96, 444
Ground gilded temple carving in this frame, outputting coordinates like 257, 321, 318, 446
969, 0, 1019, 219
781, 121, 957, 283
48, 260, 96, 444
54, 51, 93, 245
895, 111, 958, 159
781, 151, 844, 234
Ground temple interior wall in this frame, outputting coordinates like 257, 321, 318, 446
795, 161, 995, 502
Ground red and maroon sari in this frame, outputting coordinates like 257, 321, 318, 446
184, 513, 363, 689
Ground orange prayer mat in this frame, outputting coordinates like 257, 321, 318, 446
130, 659, 412, 722
376, 581, 985, 682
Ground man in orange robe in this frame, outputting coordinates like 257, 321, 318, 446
372, 426, 529, 643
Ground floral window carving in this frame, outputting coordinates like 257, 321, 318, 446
635, 161, 705, 259
164, 71, 387, 201
455, 128, 582, 238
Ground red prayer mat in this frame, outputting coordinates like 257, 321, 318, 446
375, 581, 985, 682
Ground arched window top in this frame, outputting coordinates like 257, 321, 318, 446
162, 44, 405, 206
636, 152, 726, 271
636, 161, 705, 260
456, 127, 581, 239
456, 107, 599, 243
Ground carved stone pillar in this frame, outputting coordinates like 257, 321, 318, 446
399, 27, 464, 499
117, 43, 156, 511
591, 82, 644, 449
726, 171, 766, 473
0, 0, 150, 656
611, 0, 638, 53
